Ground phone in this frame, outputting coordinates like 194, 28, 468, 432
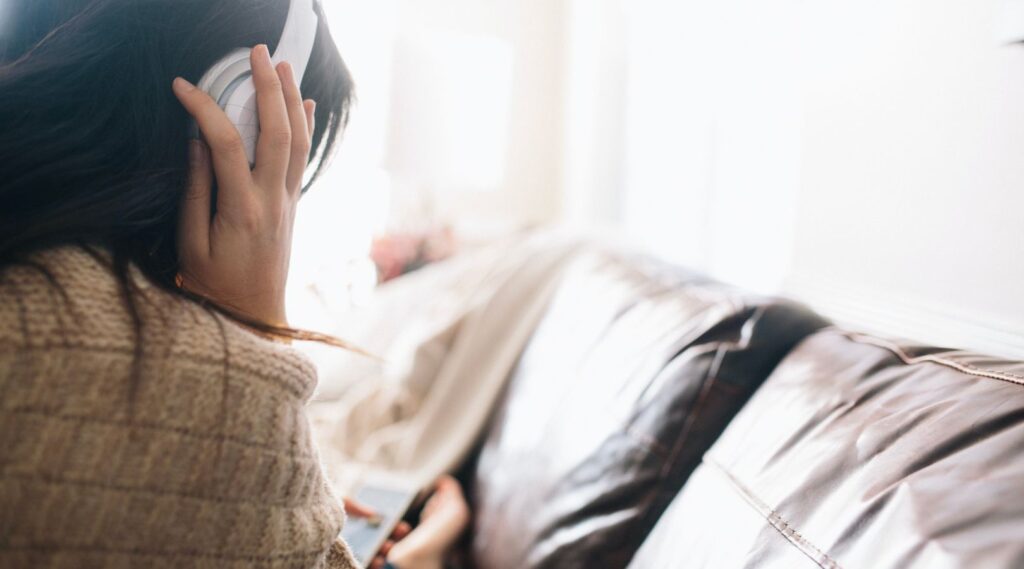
341, 479, 419, 566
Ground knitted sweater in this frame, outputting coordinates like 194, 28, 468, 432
0, 247, 359, 568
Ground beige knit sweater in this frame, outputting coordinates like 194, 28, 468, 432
0, 247, 359, 568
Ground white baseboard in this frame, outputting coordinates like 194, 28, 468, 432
784, 272, 1024, 361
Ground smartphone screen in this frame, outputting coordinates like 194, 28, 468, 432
341, 484, 418, 566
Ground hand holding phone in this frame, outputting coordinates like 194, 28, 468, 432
343, 497, 412, 568
343, 475, 471, 569
341, 481, 419, 567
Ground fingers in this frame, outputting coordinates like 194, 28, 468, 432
392, 521, 411, 540
177, 140, 213, 259
368, 540, 395, 569
437, 474, 459, 487
342, 498, 378, 520
172, 78, 252, 199
277, 61, 312, 192
250, 44, 291, 186
366, 521, 410, 569
304, 99, 316, 139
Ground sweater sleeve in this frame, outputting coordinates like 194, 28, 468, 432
327, 539, 363, 568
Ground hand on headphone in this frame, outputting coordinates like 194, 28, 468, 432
172, 44, 315, 327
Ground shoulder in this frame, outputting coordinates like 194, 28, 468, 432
0, 244, 326, 489
0, 246, 320, 410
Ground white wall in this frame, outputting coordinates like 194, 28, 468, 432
562, 0, 628, 226
789, 0, 1024, 357
622, 0, 805, 293
568, 0, 1024, 357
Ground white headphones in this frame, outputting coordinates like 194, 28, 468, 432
196, 0, 320, 166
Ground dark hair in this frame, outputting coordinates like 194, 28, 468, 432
0, 0, 361, 351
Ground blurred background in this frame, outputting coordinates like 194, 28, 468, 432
289, 0, 1024, 358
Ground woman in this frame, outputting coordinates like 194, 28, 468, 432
0, 1, 468, 568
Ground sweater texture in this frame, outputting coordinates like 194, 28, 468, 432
0, 247, 359, 568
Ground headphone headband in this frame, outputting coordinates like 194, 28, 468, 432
272, 0, 318, 82
196, 0, 320, 165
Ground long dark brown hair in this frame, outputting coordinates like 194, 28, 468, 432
0, 0, 363, 359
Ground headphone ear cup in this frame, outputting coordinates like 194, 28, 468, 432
193, 49, 257, 163
197, 48, 251, 104
193, 48, 253, 144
